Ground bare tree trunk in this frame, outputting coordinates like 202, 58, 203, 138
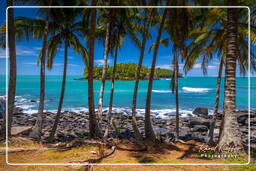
104, 46, 118, 138
208, 55, 224, 145
217, 1, 243, 152
88, 3, 101, 139
29, 16, 49, 140
131, 10, 153, 141
98, 22, 111, 119
145, 8, 168, 142
48, 39, 68, 141
2, 0, 16, 138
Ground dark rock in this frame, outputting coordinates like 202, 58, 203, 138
0, 97, 6, 119
188, 118, 210, 128
30, 100, 37, 103
193, 107, 208, 116
192, 125, 208, 132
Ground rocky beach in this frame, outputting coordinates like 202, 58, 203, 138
1, 97, 254, 146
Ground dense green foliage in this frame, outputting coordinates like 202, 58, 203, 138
83, 63, 182, 80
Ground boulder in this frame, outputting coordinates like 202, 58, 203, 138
188, 118, 210, 128
0, 97, 6, 119
193, 107, 208, 116
11, 126, 32, 136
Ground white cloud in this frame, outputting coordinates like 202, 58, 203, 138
156, 63, 216, 70
95, 59, 111, 66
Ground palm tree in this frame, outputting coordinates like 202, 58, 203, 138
3, 0, 17, 137
28, 16, 49, 140
103, 8, 141, 138
43, 8, 88, 141
97, 7, 112, 119
217, 1, 243, 152
184, 7, 255, 145
165, 2, 192, 141
131, 8, 153, 141
87, 0, 102, 138
145, 7, 169, 142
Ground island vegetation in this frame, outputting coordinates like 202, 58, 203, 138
81, 63, 182, 80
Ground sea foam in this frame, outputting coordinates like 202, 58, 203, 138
182, 87, 211, 93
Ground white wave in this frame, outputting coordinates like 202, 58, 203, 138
152, 90, 171, 93
182, 87, 211, 93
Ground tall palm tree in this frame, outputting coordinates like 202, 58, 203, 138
165, 2, 192, 141
4, 0, 17, 137
217, 1, 243, 152
145, 6, 169, 142
87, 0, 102, 138
43, 8, 88, 141
184, 7, 255, 145
97, 8, 113, 119
28, 16, 49, 140
131, 8, 153, 141
103, 7, 141, 138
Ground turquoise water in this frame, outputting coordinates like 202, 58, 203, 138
0, 76, 254, 118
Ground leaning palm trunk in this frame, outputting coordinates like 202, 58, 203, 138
131, 12, 152, 141
29, 16, 49, 140
145, 8, 168, 142
88, 4, 101, 138
217, 1, 243, 152
48, 40, 68, 141
207, 55, 224, 145
98, 22, 111, 119
3, 0, 17, 137
104, 46, 118, 138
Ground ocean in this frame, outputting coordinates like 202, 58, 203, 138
0, 76, 254, 119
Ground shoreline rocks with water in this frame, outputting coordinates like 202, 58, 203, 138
0, 108, 254, 146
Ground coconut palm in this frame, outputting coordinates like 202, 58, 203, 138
3, 0, 17, 137
165, 1, 193, 141
131, 7, 154, 141
87, 0, 102, 138
103, 7, 142, 138
184, 7, 256, 145
43, 8, 88, 141
217, 0, 244, 151
144, 6, 169, 142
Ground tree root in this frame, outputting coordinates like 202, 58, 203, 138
69, 146, 116, 164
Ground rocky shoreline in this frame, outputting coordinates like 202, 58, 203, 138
1, 109, 255, 146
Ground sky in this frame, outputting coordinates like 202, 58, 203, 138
0, 2, 254, 77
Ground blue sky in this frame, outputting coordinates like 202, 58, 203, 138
0, 3, 254, 77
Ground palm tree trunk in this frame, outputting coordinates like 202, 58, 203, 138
208, 55, 224, 145
145, 8, 168, 142
174, 48, 179, 141
48, 39, 68, 141
217, 1, 243, 152
2, 0, 17, 138
104, 46, 118, 138
98, 22, 111, 119
88, 3, 101, 139
29, 16, 49, 140
131, 11, 152, 141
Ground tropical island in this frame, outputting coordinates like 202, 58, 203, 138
74, 63, 182, 80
